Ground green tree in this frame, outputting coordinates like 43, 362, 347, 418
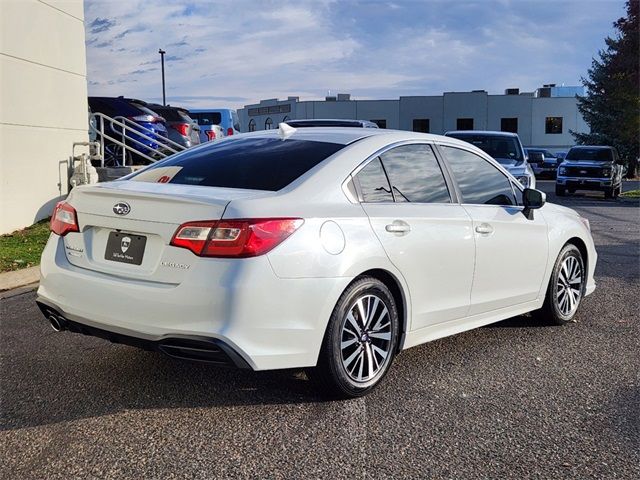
572, 0, 639, 177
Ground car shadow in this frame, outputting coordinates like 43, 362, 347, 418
483, 313, 548, 329
0, 334, 327, 432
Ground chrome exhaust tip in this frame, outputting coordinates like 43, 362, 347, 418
48, 314, 65, 332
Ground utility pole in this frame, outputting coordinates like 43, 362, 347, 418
158, 48, 166, 105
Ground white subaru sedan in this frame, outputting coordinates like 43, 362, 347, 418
37, 127, 597, 398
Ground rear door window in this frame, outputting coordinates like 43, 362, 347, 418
379, 144, 451, 203
131, 137, 344, 191
441, 146, 516, 206
355, 158, 393, 203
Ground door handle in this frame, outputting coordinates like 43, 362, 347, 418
475, 223, 494, 235
385, 221, 411, 234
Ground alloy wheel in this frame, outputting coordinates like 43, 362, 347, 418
340, 294, 393, 383
556, 256, 583, 316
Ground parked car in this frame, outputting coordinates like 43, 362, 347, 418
189, 109, 241, 141
38, 128, 596, 398
146, 104, 201, 149
285, 119, 379, 128
556, 146, 624, 198
88, 97, 169, 166
555, 151, 567, 161
445, 131, 536, 188
525, 148, 560, 178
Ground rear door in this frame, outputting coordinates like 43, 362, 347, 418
356, 143, 475, 330
439, 145, 548, 315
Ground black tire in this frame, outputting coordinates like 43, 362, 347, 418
555, 186, 566, 196
533, 244, 585, 326
568, 188, 576, 194
604, 187, 613, 199
307, 276, 400, 399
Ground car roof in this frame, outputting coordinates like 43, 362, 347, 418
285, 119, 378, 127
188, 108, 236, 113
568, 145, 613, 150
445, 130, 520, 138
235, 126, 477, 148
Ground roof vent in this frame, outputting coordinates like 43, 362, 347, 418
337, 93, 351, 101
505, 88, 520, 95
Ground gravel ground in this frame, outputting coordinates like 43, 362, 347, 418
1, 181, 638, 479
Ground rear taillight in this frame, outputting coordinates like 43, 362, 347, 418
206, 130, 216, 141
171, 218, 303, 258
50, 201, 79, 236
172, 123, 190, 136
226, 127, 234, 136
129, 115, 165, 123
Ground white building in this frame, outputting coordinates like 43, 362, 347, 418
238, 86, 588, 152
0, 0, 89, 234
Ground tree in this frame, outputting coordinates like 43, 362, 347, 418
572, 0, 639, 177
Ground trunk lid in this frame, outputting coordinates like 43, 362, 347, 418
62, 181, 269, 282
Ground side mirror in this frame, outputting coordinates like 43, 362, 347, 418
528, 152, 544, 164
522, 188, 546, 219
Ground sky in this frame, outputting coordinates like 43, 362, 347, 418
84, 0, 626, 109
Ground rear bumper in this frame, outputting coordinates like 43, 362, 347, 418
37, 236, 351, 371
36, 299, 250, 367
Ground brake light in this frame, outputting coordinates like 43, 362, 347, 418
129, 115, 165, 123
171, 218, 304, 257
206, 130, 216, 141
172, 123, 190, 136
50, 201, 79, 236
227, 127, 234, 136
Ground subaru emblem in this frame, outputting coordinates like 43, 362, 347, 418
113, 202, 131, 216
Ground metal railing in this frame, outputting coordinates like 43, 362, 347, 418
90, 112, 188, 167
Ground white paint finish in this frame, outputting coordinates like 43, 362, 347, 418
463, 204, 549, 314
0, 0, 87, 234
38, 129, 598, 371
363, 203, 475, 328
320, 220, 345, 255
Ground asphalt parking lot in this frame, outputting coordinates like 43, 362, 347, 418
1, 180, 638, 479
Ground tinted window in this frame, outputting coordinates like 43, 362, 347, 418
380, 145, 450, 203
441, 146, 516, 206
565, 148, 613, 162
355, 158, 393, 203
446, 133, 523, 163
190, 112, 222, 125
131, 137, 344, 191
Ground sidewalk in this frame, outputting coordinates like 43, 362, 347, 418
0, 266, 39, 298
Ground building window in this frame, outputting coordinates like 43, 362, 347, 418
371, 119, 387, 129
265, 117, 273, 130
457, 118, 474, 130
501, 118, 518, 133
248, 119, 256, 132
545, 117, 563, 134
412, 119, 430, 133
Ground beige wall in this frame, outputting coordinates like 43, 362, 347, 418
0, 0, 88, 234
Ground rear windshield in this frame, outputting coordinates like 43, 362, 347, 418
190, 112, 222, 125
566, 148, 613, 162
150, 107, 184, 122
130, 137, 345, 191
447, 133, 523, 163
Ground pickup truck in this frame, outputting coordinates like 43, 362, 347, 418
556, 146, 624, 198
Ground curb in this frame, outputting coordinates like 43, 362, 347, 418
0, 266, 40, 293
0, 282, 39, 300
